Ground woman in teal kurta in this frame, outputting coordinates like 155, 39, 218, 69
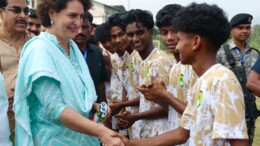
13, 0, 123, 146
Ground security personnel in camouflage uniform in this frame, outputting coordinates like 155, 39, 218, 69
217, 13, 260, 145
217, 13, 259, 77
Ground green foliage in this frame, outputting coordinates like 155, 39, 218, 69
151, 28, 169, 53
152, 34, 171, 54
249, 24, 260, 51
153, 29, 170, 54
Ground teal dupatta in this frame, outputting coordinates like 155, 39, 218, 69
14, 32, 99, 146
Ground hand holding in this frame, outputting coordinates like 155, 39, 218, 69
137, 76, 169, 107
116, 111, 136, 129
99, 127, 125, 146
110, 101, 123, 116
113, 133, 131, 146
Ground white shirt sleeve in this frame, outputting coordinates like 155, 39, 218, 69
0, 73, 12, 146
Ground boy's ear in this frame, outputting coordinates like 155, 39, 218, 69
192, 35, 202, 51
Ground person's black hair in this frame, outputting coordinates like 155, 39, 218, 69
156, 4, 183, 28
0, 0, 28, 8
172, 3, 230, 50
85, 11, 93, 24
28, 8, 38, 18
108, 12, 125, 31
38, 0, 92, 27
95, 22, 111, 42
92, 23, 97, 28
88, 35, 99, 45
121, 9, 154, 30
0, 0, 7, 8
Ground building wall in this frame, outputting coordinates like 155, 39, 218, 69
90, 1, 125, 24
89, 2, 106, 24
28, 0, 41, 9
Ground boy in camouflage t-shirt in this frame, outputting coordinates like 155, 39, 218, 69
155, 5, 197, 136
138, 48, 174, 137
181, 64, 248, 145
116, 9, 174, 138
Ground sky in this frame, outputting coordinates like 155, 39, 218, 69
95, 0, 260, 24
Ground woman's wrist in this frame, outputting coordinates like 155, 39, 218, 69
92, 103, 100, 112
95, 124, 106, 138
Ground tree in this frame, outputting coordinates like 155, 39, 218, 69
249, 24, 260, 51
152, 28, 170, 54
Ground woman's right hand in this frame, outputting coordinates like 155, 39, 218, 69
99, 127, 125, 146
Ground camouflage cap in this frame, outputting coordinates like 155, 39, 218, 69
230, 13, 253, 27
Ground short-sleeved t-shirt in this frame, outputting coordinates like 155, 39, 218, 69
109, 52, 128, 103
123, 50, 142, 139
167, 63, 197, 131
124, 50, 142, 106
109, 52, 129, 130
180, 64, 248, 146
139, 48, 175, 138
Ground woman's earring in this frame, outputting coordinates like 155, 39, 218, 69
50, 19, 54, 25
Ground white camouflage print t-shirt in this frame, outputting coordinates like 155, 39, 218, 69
180, 64, 248, 146
167, 63, 197, 131
139, 48, 175, 138
109, 52, 128, 103
124, 50, 142, 139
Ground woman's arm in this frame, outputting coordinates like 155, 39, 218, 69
33, 77, 123, 146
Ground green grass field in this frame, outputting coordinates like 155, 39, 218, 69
253, 97, 260, 146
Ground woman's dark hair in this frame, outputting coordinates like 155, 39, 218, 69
172, 3, 230, 50
37, 0, 92, 27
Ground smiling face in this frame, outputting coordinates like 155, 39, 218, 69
101, 39, 116, 54
110, 26, 130, 53
27, 17, 41, 35
126, 22, 153, 53
0, 0, 28, 33
73, 16, 92, 45
49, 0, 84, 41
176, 31, 195, 65
159, 26, 179, 55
